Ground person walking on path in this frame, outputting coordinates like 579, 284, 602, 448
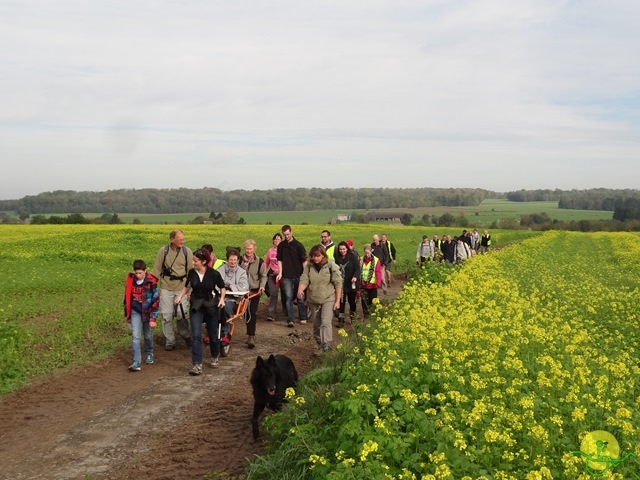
359, 244, 383, 317
298, 244, 342, 352
371, 234, 390, 295
175, 249, 226, 376
334, 241, 360, 326
381, 234, 396, 286
320, 229, 336, 259
240, 239, 267, 348
479, 230, 492, 254
264, 233, 286, 321
123, 259, 159, 371
276, 225, 308, 327
152, 229, 193, 351
416, 235, 435, 267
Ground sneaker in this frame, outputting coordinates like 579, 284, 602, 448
220, 336, 231, 346
165, 344, 175, 351
210, 357, 219, 368
299, 320, 307, 325
247, 336, 256, 349
266, 316, 274, 322
203, 336, 210, 345
128, 363, 141, 372
287, 322, 294, 328
144, 354, 154, 364
189, 364, 203, 376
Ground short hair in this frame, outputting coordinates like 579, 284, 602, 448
337, 240, 349, 251
281, 224, 292, 233
133, 259, 146, 271
200, 244, 213, 255
363, 243, 372, 253
226, 248, 240, 260
322, 229, 331, 236
244, 239, 257, 249
272, 233, 283, 241
169, 229, 183, 240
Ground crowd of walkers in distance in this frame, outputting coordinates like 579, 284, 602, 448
416, 228, 491, 267
122, 225, 405, 375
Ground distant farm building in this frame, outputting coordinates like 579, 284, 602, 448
328, 213, 352, 224
366, 212, 404, 223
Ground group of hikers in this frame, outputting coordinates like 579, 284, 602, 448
415, 228, 492, 267
123, 225, 491, 375
122, 225, 397, 375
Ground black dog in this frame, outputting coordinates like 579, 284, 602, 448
250, 354, 298, 440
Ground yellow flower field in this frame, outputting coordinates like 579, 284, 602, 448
252, 231, 640, 479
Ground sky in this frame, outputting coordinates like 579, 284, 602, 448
1, 0, 639, 200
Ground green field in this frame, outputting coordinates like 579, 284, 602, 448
0, 224, 537, 395
68, 199, 612, 226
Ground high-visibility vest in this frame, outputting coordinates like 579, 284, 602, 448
360, 256, 378, 285
324, 243, 335, 259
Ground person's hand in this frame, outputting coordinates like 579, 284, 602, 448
333, 300, 340, 311
124, 316, 130, 324
297, 290, 305, 299
150, 320, 157, 328
175, 296, 182, 304
218, 299, 225, 308
276, 273, 282, 283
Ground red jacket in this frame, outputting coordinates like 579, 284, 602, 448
123, 273, 160, 322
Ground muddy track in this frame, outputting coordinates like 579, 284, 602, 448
0, 282, 404, 480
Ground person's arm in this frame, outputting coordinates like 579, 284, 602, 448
333, 286, 342, 311
258, 260, 267, 292
298, 265, 309, 298
276, 260, 284, 282
237, 269, 249, 291
151, 247, 164, 279
175, 285, 191, 304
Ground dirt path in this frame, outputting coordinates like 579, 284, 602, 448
0, 281, 405, 480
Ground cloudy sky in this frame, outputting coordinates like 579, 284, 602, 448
1, 0, 639, 200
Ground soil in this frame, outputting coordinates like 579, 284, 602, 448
0, 279, 405, 480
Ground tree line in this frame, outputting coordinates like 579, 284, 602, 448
2, 187, 639, 222
1, 187, 497, 215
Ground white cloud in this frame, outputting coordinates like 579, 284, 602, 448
1, 0, 639, 199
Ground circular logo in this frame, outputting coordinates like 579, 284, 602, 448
580, 430, 620, 472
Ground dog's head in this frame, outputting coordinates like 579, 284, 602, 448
254, 355, 278, 395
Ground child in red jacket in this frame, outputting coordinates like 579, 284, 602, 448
124, 260, 160, 371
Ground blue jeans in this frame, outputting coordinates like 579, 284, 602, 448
282, 277, 307, 324
190, 308, 221, 364
130, 310, 153, 365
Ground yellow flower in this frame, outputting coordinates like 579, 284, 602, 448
360, 440, 378, 461
284, 387, 296, 399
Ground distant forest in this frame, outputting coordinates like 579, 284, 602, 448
1, 187, 639, 218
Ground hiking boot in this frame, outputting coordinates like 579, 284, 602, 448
299, 320, 307, 325
165, 344, 175, 351
144, 354, 154, 364
210, 357, 219, 368
189, 364, 203, 376
266, 316, 274, 322
287, 322, 294, 328
247, 336, 256, 349
128, 362, 141, 372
